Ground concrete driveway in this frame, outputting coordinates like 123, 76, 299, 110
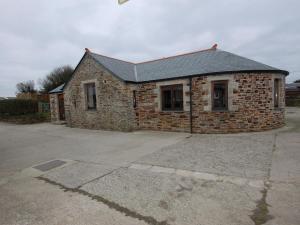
0, 107, 299, 225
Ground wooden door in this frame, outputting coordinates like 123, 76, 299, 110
58, 94, 65, 120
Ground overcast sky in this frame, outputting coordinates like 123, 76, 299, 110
0, 0, 299, 96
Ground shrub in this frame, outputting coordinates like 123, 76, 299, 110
286, 98, 300, 107
0, 112, 50, 124
0, 99, 38, 116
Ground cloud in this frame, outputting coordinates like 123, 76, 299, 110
0, 0, 299, 96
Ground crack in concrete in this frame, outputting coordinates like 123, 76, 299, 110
37, 177, 169, 225
249, 133, 277, 225
77, 168, 120, 189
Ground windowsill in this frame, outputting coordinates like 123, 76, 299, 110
212, 109, 229, 112
161, 110, 185, 113
86, 109, 97, 112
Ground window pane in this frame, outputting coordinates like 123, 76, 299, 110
274, 79, 279, 108
162, 89, 172, 110
86, 83, 96, 109
173, 88, 183, 110
133, 90, 137, 108
212, 81, 227, 110
161, 84, 183, 111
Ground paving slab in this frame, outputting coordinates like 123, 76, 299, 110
0, 176, 146, 225
266, 182, 300, 225
42, 162, 117, 188
130, 163, 263, 187
138, 133, 274, 179
270, 132, 300, 182
82, 167, 262, 225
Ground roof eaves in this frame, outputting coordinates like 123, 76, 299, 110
49, 83, 65, 94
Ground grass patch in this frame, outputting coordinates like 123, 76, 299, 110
0, 112, 50, 124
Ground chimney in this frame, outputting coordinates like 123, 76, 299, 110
85, 48, 91, 53
211, 44, 218, 50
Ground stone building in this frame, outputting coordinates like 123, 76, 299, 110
49, 45, 288, 133
286, 82, 300, 106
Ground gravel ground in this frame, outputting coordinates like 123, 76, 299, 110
137, 133, 274, 179
82, 167, 262, 225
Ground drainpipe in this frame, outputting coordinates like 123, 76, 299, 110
189, 77, 193, 134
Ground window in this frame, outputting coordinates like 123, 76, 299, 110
161, 84, 183, 111
85, 83, 97, 110
133, 90, 137, 108
212, 80, 228, 111
274, 79, 280, 108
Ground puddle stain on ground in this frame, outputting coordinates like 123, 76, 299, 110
250, 187, 274, 225
158, 200, 169, 210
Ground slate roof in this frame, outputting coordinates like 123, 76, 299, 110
91, 53, 136, 81
49, 83, 65, 94
89, 47, 288, 83
286, 83, 300, 90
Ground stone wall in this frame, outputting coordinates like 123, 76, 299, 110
137, 73, 286, 133
137, 79, 191, 132
49, 94, 59, 122
191, 73, 285, 133
63, 54, 137, 131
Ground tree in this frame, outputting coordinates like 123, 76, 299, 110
294, 79, 300, 83
16, 80, 36, 94
40, 65, 74, 93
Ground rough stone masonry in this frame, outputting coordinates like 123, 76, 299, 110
51, 52, 286, 134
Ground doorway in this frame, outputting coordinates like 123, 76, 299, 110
58, 94, 65, 120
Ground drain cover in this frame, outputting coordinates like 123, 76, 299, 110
34, 160, 66, 172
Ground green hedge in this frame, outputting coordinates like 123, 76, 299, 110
0, 112, 50, 124
286, 98, 300, 107
0, 99, 38, 116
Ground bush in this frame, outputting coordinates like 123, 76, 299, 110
286, 98, 300, 107
0, 99, 38, 116
0, 112, 50, 124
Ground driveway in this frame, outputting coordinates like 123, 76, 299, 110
0, 107, 299, 225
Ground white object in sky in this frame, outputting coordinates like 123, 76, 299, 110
118, 0, 129, 4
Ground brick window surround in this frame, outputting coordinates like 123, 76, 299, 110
154, 79, 190, 112
81, 79, 99, 111
203, 75, 237, 112
211, 80, 228, 111
161, 84, 184, 111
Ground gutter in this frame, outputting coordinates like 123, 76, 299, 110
189, 77, 193, 134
